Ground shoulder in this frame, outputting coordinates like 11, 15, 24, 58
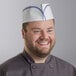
51, 55, 76, 74
52, 55, 75, 68
52, 55, 74, 66
0, 53, 28, 71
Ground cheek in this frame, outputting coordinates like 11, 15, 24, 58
32, 36, 40, 43
50, 34, 56, 41
25, 33, 40, 44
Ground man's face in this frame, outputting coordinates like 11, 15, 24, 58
22, 19, 56, 58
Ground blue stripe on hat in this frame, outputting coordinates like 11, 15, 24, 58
23, 6, 46, 20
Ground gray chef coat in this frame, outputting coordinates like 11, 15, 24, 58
0, 51, 76, 76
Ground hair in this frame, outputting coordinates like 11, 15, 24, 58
22, 22, 28, 32
22, 19, 55, 32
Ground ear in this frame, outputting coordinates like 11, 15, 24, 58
21, 29, 26, 39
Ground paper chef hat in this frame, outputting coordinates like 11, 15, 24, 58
22, 3, 54, 23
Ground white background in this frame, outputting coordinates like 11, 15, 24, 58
0, 0, 76, 67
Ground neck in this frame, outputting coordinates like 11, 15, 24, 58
31, 55, 48, 63
24, 47, 48, 63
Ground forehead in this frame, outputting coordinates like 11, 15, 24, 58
27, 19, 54, 29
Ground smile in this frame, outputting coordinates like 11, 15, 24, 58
37, 41, 50, 47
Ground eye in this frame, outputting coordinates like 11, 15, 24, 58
47, 29, 54, 33
33, 29, 41, 33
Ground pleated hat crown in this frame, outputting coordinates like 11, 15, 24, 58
22, 3, 54, 23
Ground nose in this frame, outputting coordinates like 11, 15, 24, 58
40, 31, 49, 39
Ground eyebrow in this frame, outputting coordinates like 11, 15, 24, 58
47, 27, 54, 29
31, 27, 54, 30
31, 28, 40, 31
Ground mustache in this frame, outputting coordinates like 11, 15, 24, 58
36, 38, 51, 43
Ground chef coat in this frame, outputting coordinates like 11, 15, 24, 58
0, 51, 76, 76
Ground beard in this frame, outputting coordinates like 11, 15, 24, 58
25, 39, 56, 58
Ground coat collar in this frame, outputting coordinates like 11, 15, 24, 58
22, 49, 53, 64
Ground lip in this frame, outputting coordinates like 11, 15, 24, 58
37, 41, 50, 47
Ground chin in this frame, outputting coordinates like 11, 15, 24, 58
37, 52, 50, 58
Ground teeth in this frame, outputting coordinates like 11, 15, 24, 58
38, 42, 48, 45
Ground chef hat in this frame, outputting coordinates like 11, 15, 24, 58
22, 3, 54, 23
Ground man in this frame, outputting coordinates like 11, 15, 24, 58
0, 3, 76, 76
